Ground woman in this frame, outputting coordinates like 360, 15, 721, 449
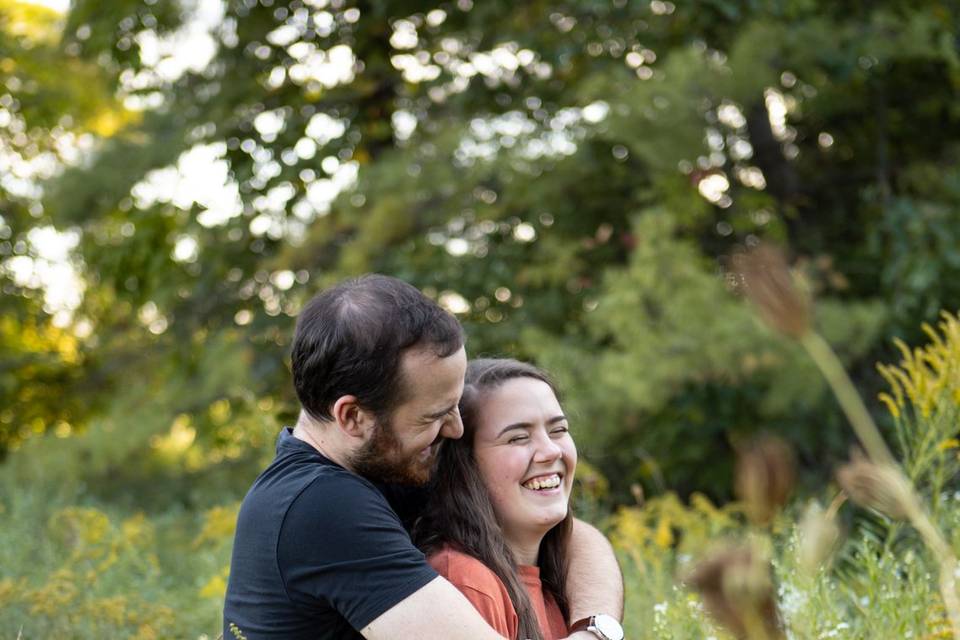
414, 358, 577, 640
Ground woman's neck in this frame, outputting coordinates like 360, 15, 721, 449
506, 531, 544, 566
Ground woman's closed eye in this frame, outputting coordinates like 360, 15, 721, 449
507, 434, 529, 444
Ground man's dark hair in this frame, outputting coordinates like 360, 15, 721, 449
291, 274, 465, 422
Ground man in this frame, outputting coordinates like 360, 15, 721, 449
223, 275, 624, 639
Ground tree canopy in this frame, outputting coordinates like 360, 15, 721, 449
3, 0, 960, 501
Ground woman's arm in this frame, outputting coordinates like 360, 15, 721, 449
565, 518, 624, 624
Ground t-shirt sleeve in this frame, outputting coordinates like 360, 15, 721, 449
277, 473, 438, 630
428, 549, 518, 639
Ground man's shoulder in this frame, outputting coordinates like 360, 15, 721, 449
288, 464, 388, 507
277, 466, 406, 549
251, 449, 379, 505
236, 453, 390, 546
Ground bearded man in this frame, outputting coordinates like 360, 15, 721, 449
223, 275, 623, 639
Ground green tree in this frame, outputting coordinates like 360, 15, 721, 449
5, 0, 959, 500
0, 0, 129, 453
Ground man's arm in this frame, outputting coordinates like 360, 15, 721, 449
566, 517, 624, 623
364, 520, 622, 640
361, 576, 507, 640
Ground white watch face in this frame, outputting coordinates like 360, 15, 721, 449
593, 614, 624, 640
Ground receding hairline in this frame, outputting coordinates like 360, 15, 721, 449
392, 343, 467, 413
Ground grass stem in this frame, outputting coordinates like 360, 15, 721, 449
801, 330, 960, 638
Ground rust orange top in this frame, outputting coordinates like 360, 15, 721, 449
428, 546, 569, 640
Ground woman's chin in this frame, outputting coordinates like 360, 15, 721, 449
530, 507, 569, 532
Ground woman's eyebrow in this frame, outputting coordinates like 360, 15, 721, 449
495, 422, 532, 438
495, 415, 567, 438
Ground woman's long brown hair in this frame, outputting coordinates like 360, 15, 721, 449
413, 358, 572, 640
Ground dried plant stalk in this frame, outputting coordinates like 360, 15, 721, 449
734, 245, 811, 339
735, 244, 960, 639
797, 498, 842, 576
686, 543, 784, 640
836, 455, 915, 521
735, 435, 796, 527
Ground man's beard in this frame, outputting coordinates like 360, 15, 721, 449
349, 419, 436, 486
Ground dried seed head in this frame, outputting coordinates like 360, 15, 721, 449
686, 544, 783, 640
630, 483, 645, 506
735, 435, 796, 526
797, 500, 841, 575
836, 456, 916, 521
733, 244, 812, 339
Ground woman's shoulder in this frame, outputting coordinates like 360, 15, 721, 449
427, 546, 510, 596
427, 546, 519, 638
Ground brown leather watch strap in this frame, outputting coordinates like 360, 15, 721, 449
569, 616, 594, 634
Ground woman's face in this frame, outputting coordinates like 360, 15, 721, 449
472, 377, 577, 549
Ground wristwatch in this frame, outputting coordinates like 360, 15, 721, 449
569, 614, 624, 640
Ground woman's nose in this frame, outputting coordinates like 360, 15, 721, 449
533, 432, 563, 462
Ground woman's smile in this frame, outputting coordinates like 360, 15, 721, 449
521, 472, 564, 492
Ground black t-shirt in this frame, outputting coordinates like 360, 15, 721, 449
223, 428, 438, 639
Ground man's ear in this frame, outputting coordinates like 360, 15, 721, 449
331, 395, 376, 438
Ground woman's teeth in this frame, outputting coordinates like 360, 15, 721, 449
522, 474, 561, 490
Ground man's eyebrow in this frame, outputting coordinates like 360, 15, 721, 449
495, 415, 567, 438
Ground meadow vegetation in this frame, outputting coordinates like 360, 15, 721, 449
4, 310, 960, 638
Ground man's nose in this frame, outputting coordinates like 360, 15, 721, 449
441, 408, 464, 439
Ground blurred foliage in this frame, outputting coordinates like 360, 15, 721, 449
1, 0, 959, 511
0, 482, 234, 638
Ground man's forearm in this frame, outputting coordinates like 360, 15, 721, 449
566, 518, 624, 622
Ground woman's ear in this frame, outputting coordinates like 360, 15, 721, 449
331, 395, 377, 439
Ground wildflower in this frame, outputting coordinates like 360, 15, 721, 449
836, 454, 917, 521
199, 569, 229, 600
229, 622, 249, 640
733, 244, 811, 339
939, 438, 960, 452
876, 312, 960, 422
877, 391, 901, 419
796, 500, 841, 575
654, 516, 674, 549
193, 503, 240, 548
686, 544, 783, 639
734, 435, 795, 526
